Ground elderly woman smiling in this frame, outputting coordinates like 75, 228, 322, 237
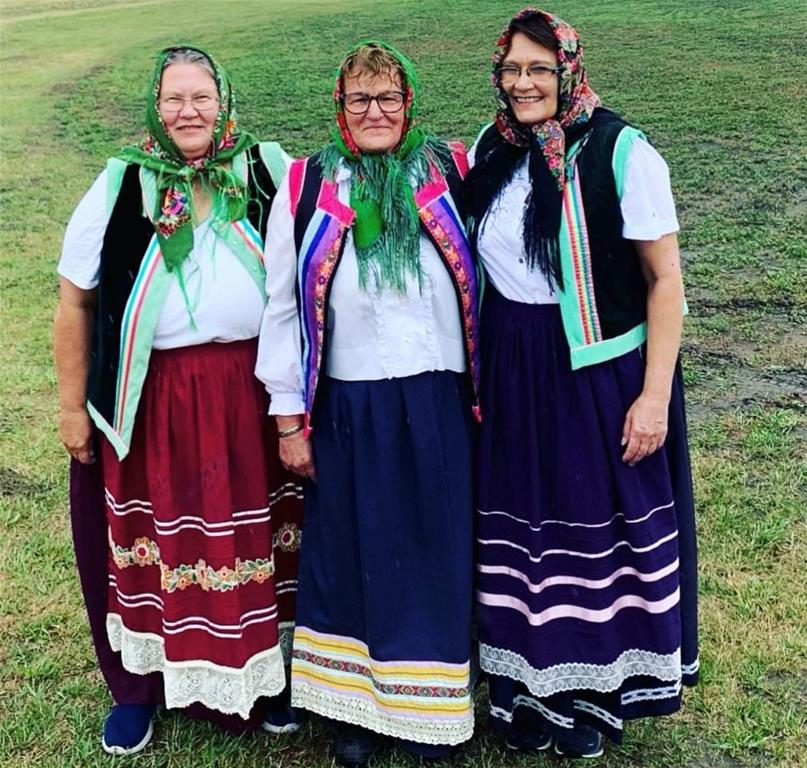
54, 46, 302, 754
256, 40, 479, 767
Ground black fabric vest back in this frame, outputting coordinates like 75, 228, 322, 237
87, 145, 277, 426
472, 112, 647, 341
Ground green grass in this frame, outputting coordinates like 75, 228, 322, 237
1, 0, 806, 766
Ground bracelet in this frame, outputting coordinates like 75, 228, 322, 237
277, 422, 304, 438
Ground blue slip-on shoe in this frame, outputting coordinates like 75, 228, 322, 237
553, 724, 604, 759
101, 703, 155, 755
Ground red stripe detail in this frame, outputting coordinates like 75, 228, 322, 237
447, 140, 469, 179
563, 190, 593, 346
413, 163, 448, 209
115, 252, 161, 430
288, 158, 306, 218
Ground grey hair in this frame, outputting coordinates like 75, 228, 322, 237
162, 48, 216, 80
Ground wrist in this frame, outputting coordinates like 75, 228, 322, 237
59, 402, 88, 415
640, 387, 670, 403
276, 414, 303, 429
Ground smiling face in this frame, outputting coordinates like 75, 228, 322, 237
342, 69, 406, 154
158, 63, 219, 161
502, 31, 560, 126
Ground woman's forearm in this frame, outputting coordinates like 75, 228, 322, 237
53, 281, 96, 412
636, 233, 684, 403
643, 275, 683, 402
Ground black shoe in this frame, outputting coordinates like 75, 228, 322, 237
397, 738, 455, 760
553, 725, 604, 759
505, 727, 551, 753
504, 703, 551, 753
333, 724, 380, 767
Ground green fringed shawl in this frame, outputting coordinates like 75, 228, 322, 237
118, 45, 257, 275
325, 40, 449, 293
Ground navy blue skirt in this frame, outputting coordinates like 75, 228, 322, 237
290, 371, 476, 746
476, 286, 698, 744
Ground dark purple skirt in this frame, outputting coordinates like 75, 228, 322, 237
476, 286, 698, 744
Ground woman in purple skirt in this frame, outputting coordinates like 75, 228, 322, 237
467, 8, 698, 759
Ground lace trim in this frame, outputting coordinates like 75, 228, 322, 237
107, 614, 285, 718
621, 681, 681, 705
515, 694, 573, 728
574, 698, 623, 729
291, 680, 474, 746
479, 643, 682, 698
681, 656, 700, 676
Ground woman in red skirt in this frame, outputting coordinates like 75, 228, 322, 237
53, 45, 302, 754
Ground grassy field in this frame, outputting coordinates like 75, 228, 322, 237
1, 0, 805, 766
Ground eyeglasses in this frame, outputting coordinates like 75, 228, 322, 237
340, 91, 406, 115
496, 64, 562, 86
159, 95, 220, 114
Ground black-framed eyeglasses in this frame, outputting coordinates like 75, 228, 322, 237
340, 91, 406, 115
496, 64, 562, 86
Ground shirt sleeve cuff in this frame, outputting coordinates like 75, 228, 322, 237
623, 217, 680, 241
268, 392, 305, 416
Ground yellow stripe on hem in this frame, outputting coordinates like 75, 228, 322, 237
293, 628, 469, 680
291, 667, 472, 716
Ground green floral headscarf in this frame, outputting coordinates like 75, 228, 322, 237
118, 45, 257, 273
320, 40, 448, 293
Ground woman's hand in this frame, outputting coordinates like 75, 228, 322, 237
621, 392, 668, 466
59, 406, 95, 464
276, 416, 316, 481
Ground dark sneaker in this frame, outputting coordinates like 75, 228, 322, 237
553, 724, 604, 759
101, 703, 155, 755
260, 702, 304, 734
397, 738, 455, 760
505, 727, 552, 753
333, 724, 381, 767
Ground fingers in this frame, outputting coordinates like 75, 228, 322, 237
74, 447, 96, 465
278, 436, 316, 481
622, 429, 667, 466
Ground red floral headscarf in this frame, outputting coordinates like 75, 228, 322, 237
492, 8, 601, 191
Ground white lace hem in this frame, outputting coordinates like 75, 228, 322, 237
479, 643, 682, 698
291, 681, 474, 745
107, 614, 286, 718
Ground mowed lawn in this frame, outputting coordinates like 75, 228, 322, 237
1, 1, 805, 766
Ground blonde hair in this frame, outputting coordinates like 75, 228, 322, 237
340, 43, 405, 87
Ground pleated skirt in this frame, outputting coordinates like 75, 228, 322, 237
290, 371, 475, 746
101, 339, 303, 718
476, 286, 698, 743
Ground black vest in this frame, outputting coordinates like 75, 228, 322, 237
87, 145, 277, 426
472, 112, 647, 340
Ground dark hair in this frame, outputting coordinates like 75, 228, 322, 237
508, 12, 557, 53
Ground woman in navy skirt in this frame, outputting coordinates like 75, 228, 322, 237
467, 9, 698, 759
255, 41, 480, 766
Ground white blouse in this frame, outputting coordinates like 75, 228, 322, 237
255, 163, 466, 416
58, 168, 266, 349
469, 137, 679, 305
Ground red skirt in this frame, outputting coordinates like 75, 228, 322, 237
102, 339, 302, 718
